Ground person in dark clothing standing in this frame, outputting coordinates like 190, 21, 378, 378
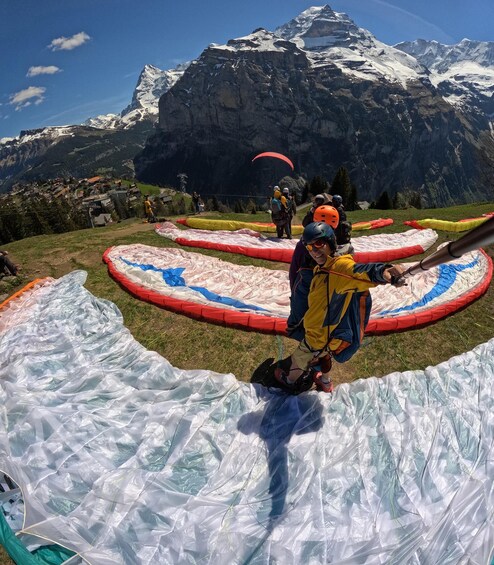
330, 194, 352, 251
302, 193, 331, 227
192, 192, 201, 214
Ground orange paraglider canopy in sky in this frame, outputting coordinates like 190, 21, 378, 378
252, 151, 294, 171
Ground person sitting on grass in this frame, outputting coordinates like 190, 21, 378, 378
275, 221, 406, 393
0, 250, 20, 277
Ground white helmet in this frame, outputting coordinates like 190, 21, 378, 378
282, 187, 289, 195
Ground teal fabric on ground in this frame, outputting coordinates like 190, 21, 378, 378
0, 509, 39, 565
1, 507, 75, 564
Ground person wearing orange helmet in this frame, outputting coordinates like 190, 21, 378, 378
315, 204, 354, 255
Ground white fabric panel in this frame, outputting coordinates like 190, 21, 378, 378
156, 222, 438, 255
1, 272, 494, 564
106, 244, 490, 321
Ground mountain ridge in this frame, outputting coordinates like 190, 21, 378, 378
1, 4, 494, 205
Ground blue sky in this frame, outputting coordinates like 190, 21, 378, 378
1, 0, 493, 139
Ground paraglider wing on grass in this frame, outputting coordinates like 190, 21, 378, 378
103, 244, 492, 334
404, 213, 494, 232
2, 272, 494, 564
156, 222, 438, 263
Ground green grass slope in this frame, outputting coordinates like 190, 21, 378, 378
1, 203, 494, 388
0, 203, 493, 564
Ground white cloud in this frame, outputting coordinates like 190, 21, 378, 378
27, 65, 61, 77
9, 86, 46, 111
48, 31, 90, 51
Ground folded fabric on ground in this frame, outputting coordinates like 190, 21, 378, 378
351, 218, 394, 230
104, 244, 492, 334
176, 216, 305, 234
156, 222, 438, 263
177, 217, 395, 233
1, 271, 494, 564
404, 213, 494, 232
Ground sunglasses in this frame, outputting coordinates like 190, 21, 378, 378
305, 240, 327, 251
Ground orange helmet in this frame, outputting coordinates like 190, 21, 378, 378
313, 205, 339, 228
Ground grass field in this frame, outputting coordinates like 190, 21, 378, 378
1, 202, 494, 563
2, 201, 494, 387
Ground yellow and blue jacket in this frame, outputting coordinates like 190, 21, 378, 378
303, 254, 390, 358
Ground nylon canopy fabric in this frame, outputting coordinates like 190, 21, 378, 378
103, 244, 492, 334
1, 272, 494, 564
404, 214, 494, 232
156, 222, 438, 263
176, 217, 305, 235
176, 217, 395, 233
351, 218, 394, 230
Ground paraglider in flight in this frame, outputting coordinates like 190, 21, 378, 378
252, 152, 294, 171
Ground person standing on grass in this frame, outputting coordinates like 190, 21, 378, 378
192, 192, 201, 214
270, 187, 290, 239
282, 187, 297, 239
275, 221, 406, 393
144, 196, 157, 223
302, 193, 331, 227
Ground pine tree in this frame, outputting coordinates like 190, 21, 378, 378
330, 167, 351, 205
375, 191, 393, 210
309, 176, 329, 198
347, 184, 358, 211
1, 199, 25, 242
234, 200, 245, 213
409, 192, 422, 209
24, 197, 53, 237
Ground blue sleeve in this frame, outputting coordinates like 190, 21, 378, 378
352, 262, 391, 283
287, 267, 314, 341
289, 240, 309, 289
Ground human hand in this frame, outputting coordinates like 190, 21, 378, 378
383, 264, 407, 286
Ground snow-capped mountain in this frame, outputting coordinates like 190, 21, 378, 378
136, 5, 494, 206
85, 63, 189, 130
0, 61, 188, 189
275, 5, 428, 87
395, 38, 494, 109
2, 4, 494, 203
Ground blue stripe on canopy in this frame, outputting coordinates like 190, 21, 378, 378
119, 258, 268, 312
378, 258, 478, 316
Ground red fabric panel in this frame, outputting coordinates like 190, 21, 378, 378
403, 220, 424, 229
174, 237, 293, 262
353, 245, 425, 263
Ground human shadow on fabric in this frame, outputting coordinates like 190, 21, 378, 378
237, 389, 323, 557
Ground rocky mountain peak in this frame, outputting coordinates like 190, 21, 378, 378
275, 4, 363, 48
206, 27, 298, 55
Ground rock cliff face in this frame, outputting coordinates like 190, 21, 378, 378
2, 5, 494, 205
0, 123, 153, 188
0, 64, 185, 192
135, 8, 494, 206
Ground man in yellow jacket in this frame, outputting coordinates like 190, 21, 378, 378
275, 221, 406, 393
